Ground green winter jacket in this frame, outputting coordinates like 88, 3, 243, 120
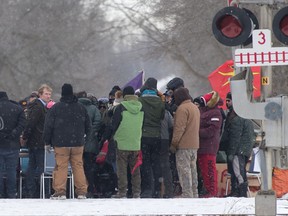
138, 95, 165, 138
78, 97, 102, 153
113, 95, 144, 151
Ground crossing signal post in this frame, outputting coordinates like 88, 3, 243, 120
212, 2, 288, 201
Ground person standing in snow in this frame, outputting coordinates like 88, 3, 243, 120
0, 91, 26, 198
197, 91, 223, 198
43, 83, 91, 200
220, 92, 254, 197
111, 86, 144, 198
170, 87, 200, 198
20, 84, 52, 198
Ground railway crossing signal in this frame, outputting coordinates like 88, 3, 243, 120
212, 7, 259, 46
212, 6, 288, 46
273, 6, 288, 45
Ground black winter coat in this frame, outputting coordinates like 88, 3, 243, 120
43, 95, 91, 147
22, 99, 47, 149
0, 95, 26, 149
220, 109, 254, 158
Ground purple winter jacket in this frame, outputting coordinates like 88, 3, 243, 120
198, 105, 223, 155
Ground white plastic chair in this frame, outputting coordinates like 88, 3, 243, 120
40, 149, 74, 199
246, 171, 262, 196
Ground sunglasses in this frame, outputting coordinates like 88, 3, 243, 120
99, 106, 106, 109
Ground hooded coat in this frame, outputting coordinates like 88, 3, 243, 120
112, 95, 144, 151
138, 93, 164, 138
198, 92, 223, 155
171, 87, 200, 150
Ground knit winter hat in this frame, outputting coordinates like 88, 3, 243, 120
174, 87, 191, 106
166, 77, 184, 91
109, 85, 121, 96
122, 86, 135, 97
61, 83, 73, 97
201, 93, 213, 106
0, 91, 8, 99
143, 77, 157, 90
193, 96, 204, 107
226, 92, 232, 100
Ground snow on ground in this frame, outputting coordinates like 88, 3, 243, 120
0, 197, 288, 215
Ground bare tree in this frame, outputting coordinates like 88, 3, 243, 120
103, 0, 231, 96
5, 1, 284, 101
0, 0, 124, 99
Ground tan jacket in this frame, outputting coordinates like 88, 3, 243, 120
171, 100, 200, 150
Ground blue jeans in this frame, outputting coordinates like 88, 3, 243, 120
0, 148, 19, 198
25, 147, 44, 197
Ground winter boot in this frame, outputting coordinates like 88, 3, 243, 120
238, 182, 248, 197
227, 189, 239, 197
225, 184, 239, 197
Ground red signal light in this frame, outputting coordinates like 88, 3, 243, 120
212, 7, 258, 47
273, 6, 288, 45
280, 15, 288, 37
217, 15, 242, 38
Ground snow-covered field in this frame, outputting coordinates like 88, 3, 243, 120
0, 197, 288, 215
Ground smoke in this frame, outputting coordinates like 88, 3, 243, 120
157, 75, 175, 93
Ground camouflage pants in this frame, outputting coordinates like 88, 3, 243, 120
176, 149, 198, 198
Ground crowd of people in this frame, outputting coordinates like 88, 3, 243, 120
0, 76, 255, 199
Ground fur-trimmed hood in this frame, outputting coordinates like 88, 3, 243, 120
201, 91, 220, 108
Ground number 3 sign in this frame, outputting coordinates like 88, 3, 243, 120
253, 29, 271, 49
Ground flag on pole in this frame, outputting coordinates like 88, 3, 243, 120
122, 71, 144, 91
208, 60, 261, 109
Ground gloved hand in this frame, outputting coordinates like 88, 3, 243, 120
169, 145, 177, 154
45, 145, 53, 153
